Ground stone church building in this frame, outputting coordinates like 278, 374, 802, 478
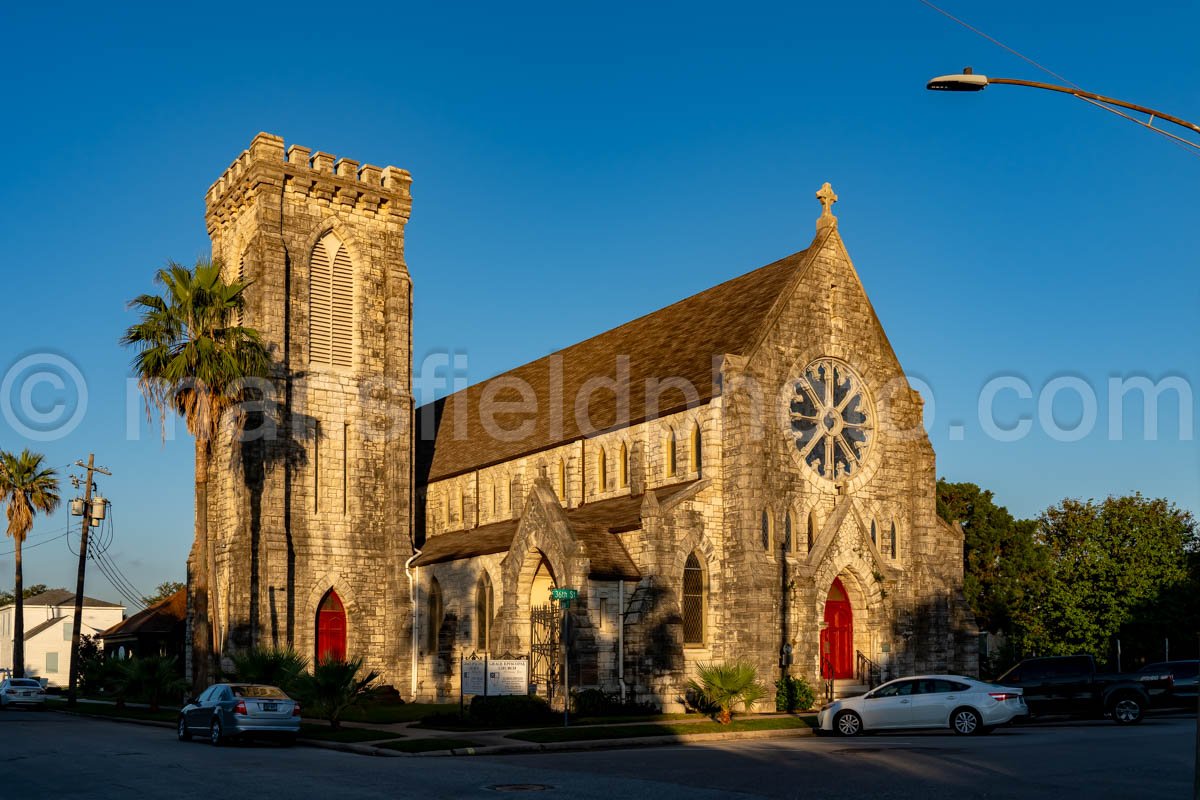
200, 133, 977, 706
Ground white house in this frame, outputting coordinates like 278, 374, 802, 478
0, 589, 124, 686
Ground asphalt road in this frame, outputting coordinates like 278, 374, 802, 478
0, 709, 1193, 799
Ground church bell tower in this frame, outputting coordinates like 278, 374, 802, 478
202, 133, 414, 688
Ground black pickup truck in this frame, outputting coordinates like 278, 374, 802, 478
995, 655, 1174, 724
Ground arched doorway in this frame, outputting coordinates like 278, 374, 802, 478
820, 578, 853, 679
527, 555, 559, 699
316, 590, 347, 663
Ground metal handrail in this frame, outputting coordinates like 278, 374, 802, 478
821, 655, 835, 703
856, 650, 881, 688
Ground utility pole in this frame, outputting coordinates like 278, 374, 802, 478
67, 454, 111, 707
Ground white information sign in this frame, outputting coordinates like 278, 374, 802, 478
460, 657, 528, 696
487, 659, 529, 696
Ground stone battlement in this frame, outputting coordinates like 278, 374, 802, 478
206, 132, 412, 223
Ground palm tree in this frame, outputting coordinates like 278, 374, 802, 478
687, 660, 768, 724
120, 258, 270, 687
0, 450, 61, 679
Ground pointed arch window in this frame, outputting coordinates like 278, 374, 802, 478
890, 521, 897, 559
309, 232, 354, 369
596, 447, 607, 494
682, 552, 705, 645
782, 512, 793, 553
316, 590, 347, 663
666, 429, 678, 477
870, 519, 877, 546
761, 510, 772, 550
475, 572, 494, 651
690, 425, 702, 476
426, 578, 443, 653
619, 443, 629, 488
807, 511, 817, 552
556, 459, 566, 500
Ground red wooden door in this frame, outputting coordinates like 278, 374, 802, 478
821, 578, 853, 679
316, 590, 347, 663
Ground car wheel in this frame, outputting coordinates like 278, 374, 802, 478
210, 718, 224, 746
1109, 695, 1145, 725
835, 710, 864, 737
177, 716, 191, 742
951, 707, 982, 735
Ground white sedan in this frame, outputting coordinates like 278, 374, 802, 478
0, 678, 47, 709
818, 675, 1027, 736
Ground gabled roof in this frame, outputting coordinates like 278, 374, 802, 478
23, 616, 65, 640
98, 589, 186, 641
3, 589, 123, 610
412, 481, 699, 580
416, 248, 810, 483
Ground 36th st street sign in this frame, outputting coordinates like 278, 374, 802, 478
550, 588, 578, 606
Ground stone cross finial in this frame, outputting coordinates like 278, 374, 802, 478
811, 179, 840, 226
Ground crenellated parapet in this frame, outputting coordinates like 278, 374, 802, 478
205, 132, 412, 236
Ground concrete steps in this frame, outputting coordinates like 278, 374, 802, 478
832, 679, 871, 699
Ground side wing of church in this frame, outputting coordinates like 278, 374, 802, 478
201, 134, 977, 705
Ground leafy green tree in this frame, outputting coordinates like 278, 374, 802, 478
121, 258, 270, 687
936, 480, 1046, 639
1025, 494, 1195, 658
141, 580, 185, 607
0, 450, 61, 678
295, 657, 380, 729
686, 660, 767, 724
0, 583, 50, 607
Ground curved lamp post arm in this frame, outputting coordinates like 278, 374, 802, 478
986, 77, 1200, 137
927, 71, 1200, 144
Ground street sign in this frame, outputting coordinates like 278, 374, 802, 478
550, 588, 578, 601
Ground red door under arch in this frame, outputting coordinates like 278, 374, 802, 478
316, 590, 347, 663
820, 578, 853, 679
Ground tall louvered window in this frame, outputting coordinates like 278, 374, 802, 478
309, 232, 354, 368
682, 552, 705, 646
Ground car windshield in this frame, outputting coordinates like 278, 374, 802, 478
10, 679, 41, 687
232, 685, 286, 699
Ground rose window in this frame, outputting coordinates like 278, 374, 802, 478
790, 358, 873, 481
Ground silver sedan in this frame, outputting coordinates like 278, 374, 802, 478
178, 683, 300, 745
0, 678, 47, 708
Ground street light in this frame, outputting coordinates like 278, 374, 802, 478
930, 65, 1200, 800
927, 67, 1200, 145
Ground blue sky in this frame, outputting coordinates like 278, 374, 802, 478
0, 1, 1196, 606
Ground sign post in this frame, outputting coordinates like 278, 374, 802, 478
550, 588, 579, 727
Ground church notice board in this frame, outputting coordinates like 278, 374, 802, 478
462, 657, 528, 696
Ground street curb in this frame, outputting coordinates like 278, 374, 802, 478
47, 708, 819, 758
442, 725, 818, 757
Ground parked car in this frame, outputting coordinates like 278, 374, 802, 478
995, 655, 1173, 724
818, 675, 1027, 736
1139, 660, 1198, 708
0, 678, 47, 709
177, 683, 300, 745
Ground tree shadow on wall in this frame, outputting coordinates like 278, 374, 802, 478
224, 393, 314, 654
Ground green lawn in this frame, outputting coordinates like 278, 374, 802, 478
508, 715, 816, 743
337, 702, 450, 724
298, 723, 398, 743
375, 737, 481, 753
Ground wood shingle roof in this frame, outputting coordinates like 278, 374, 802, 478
416, 248, 809, 483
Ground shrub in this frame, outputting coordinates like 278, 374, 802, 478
469, 694, 556, 726
115, 656, 187, 711
230, 647, 308, 694
294, 657, 379, 729
775, 674, 816, 713
686, 660, 767, 724
571, 688, 660, 717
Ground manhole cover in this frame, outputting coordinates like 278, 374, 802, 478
488, 784, 554, 793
